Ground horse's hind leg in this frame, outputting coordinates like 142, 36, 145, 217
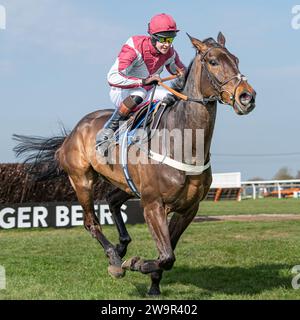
149, 202, 200, 295
105, 188, 132, 258
69, 170, 125, 278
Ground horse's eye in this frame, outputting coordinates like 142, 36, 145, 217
209, 59, 218, 66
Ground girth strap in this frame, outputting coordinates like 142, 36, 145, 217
148, 150, 211, 174
120, 127, 141, 198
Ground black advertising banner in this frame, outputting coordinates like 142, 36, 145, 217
0, 200, 144, 229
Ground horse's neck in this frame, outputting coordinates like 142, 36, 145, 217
169, 56, 217, 160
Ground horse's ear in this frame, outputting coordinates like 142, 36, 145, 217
217, 31, 226, 47
186, 33, 207, 53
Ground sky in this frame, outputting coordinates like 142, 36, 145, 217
0, 0, 299, 180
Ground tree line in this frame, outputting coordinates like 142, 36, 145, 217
250, 167, 300, 181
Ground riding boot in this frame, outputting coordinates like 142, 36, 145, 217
95, 109, 126, 156
96, 96, 141, 156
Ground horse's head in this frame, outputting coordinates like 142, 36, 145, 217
188, 32, 256, 115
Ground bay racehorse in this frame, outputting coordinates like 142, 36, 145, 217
14, 33, 256, 295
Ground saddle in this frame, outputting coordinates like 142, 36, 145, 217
105, 100, 170, 198
114, 100, 168, 146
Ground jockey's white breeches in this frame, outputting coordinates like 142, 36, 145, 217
109, 86, 169, 109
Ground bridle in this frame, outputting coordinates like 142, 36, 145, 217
188, 45, 248, 106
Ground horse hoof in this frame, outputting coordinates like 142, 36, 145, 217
107, 265, 126, 278
148, 287, 161, 296
121, 256, 141, 271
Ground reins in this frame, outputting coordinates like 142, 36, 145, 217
158, 45, 247, 106
158, 75, 219, 105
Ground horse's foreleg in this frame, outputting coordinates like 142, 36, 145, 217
69, 173, 124, 278
105, 188, 132, 258
149, 201, 200, 295
123, 201, 175, 275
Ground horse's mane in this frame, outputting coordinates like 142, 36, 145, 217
172, 37, 221, 93
203, 37, 221, 47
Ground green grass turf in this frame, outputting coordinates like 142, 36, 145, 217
198, 198, 300, 216
1, 219, 300, 299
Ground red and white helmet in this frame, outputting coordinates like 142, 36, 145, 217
148, 13, 179, 36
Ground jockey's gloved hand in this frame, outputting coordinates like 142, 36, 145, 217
162, 93, 177, 106
142, 74, 161, 86
171, 77, 185, 91
171, 74, 185, 91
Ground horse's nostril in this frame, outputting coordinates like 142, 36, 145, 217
239, 92, 253, 106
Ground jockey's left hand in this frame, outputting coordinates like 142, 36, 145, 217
162, 93, 177, 106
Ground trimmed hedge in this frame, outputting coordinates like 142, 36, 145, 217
0, 163, 112, 204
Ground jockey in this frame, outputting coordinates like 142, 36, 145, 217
96, 13, 186, 155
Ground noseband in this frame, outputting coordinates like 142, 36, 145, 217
189, 46, 247, 105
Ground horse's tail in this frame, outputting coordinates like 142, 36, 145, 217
12, 128, 68, 182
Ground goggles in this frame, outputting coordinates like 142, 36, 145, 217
153, 35, 175, 44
